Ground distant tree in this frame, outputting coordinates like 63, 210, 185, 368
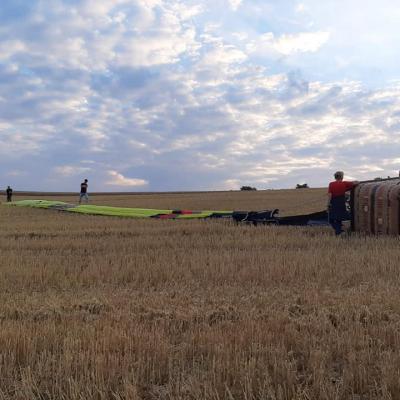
296, 183, 309, 189
240, 186, 257, 191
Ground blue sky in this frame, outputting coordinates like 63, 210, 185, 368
1, 0, 400, 191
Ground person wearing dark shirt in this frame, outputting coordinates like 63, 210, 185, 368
6, 186, 12, 202
79, 179, 89, 204
327, 171, 358, 235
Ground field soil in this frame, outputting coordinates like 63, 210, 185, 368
1, 190, 400, 399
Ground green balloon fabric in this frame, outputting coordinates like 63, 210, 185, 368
6, 200, 232, 219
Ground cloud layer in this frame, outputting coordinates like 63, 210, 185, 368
0, 0, 399, 191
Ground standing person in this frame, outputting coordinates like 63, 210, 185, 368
327, 171, 358, 236
6, 186, 13, 202
79, 179, 89, 204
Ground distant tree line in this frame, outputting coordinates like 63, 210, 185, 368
240, 184, 311, 190
296, 183, 309, 189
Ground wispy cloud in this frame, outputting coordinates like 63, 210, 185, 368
106, 171, 148, 187
247, 31, 330, 56
0, 0, 399, 191
227, 0, 243, 11
295, 3, 306, 13
273, 31, 330, 55
54, 166, 92, 177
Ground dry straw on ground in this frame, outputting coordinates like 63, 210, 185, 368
1, 190, 400, 400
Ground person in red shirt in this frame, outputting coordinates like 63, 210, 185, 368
327, 171, 358, 235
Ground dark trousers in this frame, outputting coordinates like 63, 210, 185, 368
6, 195, 12, 202
330, 219, 343, 235
329, 195, 348, 235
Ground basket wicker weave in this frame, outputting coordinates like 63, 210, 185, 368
353, 179, 400, 234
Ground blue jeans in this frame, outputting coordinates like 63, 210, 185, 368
79, 193, 89, 203
330, 219, 343, 235
329, 196, 348, 235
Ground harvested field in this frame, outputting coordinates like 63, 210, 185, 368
10, 188, 327, 216
1, 190, 400, 399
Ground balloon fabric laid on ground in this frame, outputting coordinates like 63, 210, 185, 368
7, 200, 232, 219
5, 199, 330, 226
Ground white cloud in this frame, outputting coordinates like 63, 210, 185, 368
0, 130, 49, 156
4, 170, 27, 177
1, 1, 203, 71
247, 31, 330, 56
106, 171, 148, 187
54, 166, 92, 177
220, 179, 241, 190
296, 3, 306, 13
227, 0, 243, 11
274, 31, 330, 55
1, 0, 400, 191
201, 44, 247, 66
0, 40, 27, 61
